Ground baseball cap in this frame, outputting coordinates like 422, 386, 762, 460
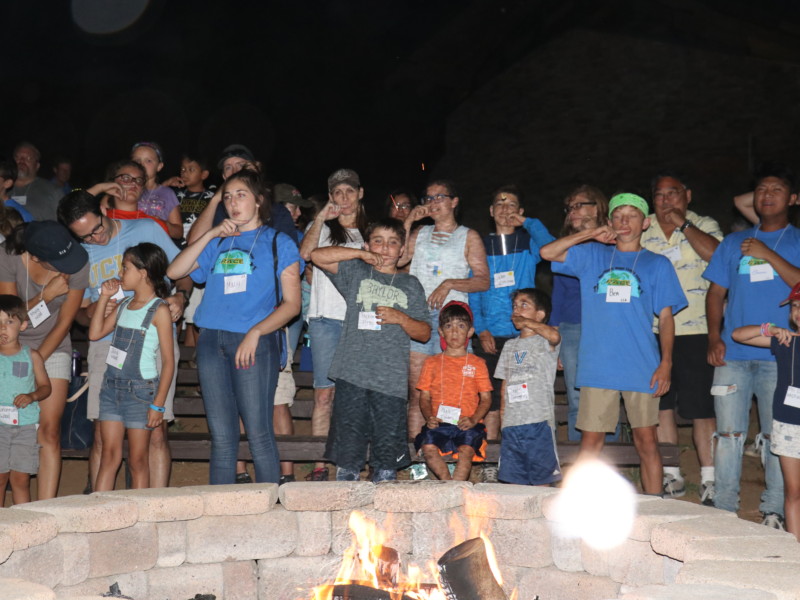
217, 144, 256, 170
608, 193, 649, 218
327, 168, 361, 191
780, 281, 800, 306
23, 221, 89, 275
274, 183, 312, 208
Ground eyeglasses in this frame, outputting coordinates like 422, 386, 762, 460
114, 173, 145, 186
564, 201, 597, 215
79, 219, 105, 242
653, 189, 684, 201
393, 203, 412, 211
421, 194, 453, 205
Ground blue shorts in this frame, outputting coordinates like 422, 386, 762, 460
308, 317, 343, 389
415, 422, 486, 459
499, 421, 562, 486
99, 377, 158, 430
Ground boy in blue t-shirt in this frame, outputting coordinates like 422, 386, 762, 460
0, 295, 51, 504
541, 193, 687, 495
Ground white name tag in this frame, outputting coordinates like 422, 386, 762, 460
0, 405, 19, 425
710, 384, 737, 396
28, 300, 50, 328
750, 262, 774, 282
494, 271, 515, 288
358, 311, 381, 330
507, 382, 529, 403
224, 274, 247, 294
11, 195, 26, 206
437, 404, 461, 425
106, 346, 127, 370
661, 245, 681, 264
111, 287, 125, 301
606, 285, 631, 303
785, 386, 800, 409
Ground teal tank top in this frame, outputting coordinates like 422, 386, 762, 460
0, 346, 37, 426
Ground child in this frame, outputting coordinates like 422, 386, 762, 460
0, 295, 51, 504
732, 281, 800, 541
310, 218, 430, 482
495, 288, 562, 485
415, 301, 493, 481
88, 243, 175, 491
164, 154, 215, 248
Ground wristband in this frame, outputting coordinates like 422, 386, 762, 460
761, 322, 776, 337
149, 403, 166, 413
678, 220, 694, 233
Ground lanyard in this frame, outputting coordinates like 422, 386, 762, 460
24, 255, 55, 305
440, 353, 470, 409
490, 233, 518, 276
753, 224, 789, 251
609, 247, 642, 273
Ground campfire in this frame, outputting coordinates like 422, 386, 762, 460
313, 512, 508, 600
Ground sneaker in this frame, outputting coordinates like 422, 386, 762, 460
744, 437, 763, 458
235, 472, 252, 484
662, 474, 686, 498
305, 467, 329, 482
761, 512, 786, 530
279, 474, 295, 485
481, 464, 499, 483
700, 480, 715, 506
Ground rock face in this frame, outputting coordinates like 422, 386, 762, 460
0, 482, 797, 600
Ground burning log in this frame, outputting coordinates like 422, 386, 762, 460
437, 538, 507, 600
330, 583, 415, 600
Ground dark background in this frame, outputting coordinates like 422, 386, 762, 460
4, 0, 800, 232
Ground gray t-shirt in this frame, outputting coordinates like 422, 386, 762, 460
327, 259, 429, 399
0, 247, 90, 355
495, 335, 560, 428
11, 177, 62, 221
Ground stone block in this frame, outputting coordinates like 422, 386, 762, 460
517, 565, 621, 600
221, 561, 258, 600
181, 483, 277, 515
0, 532, 12, 563
0, 538, 64, 588
0, 578, 55, 600
584, 539, 664, 586
651, 515, 792, 561
156, 520, 186, 567
93, 488, 203, 522
677, 560, 800, 600
662, 556, 681, 584
185, 507, 296, 563
629, 498, 735, 542
295, 511, 331, 556
411, 509, 472, 560
619, 583, 777, 600
361, 509, 414, 556
147, 563, 223, 599
279, 481, 374, 511
551, 532, 582, 572
57, 534, 90, 586
0, 508, 58, 550
683, 535, 800, 563
258, 555, 341, 600
465, 484, 556, 519
53, 573, 147, 600
490, 517, 552, 569
373, 480, 469, 513
87, 522, 158, 578
18, 496, 137, 533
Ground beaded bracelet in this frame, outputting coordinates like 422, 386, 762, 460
149, 404, 166, 413
761, 322, 776, 337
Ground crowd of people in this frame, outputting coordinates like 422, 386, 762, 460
1, 141, 799, 543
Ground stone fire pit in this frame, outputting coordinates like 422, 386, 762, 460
0, 481, 798, 600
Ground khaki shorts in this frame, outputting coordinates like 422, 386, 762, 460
274, 366, 296, 407
576, 387, 659, 433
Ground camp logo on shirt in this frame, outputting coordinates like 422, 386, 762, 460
594, 268, 642, 298
213, 249, 256, 275
738, 256, 776, 276
356, 278, 408, 311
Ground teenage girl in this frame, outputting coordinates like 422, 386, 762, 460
92, 160, 170, 234
88, 243, 175, 491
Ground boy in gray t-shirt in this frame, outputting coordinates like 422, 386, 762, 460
495, 288, 562, 485
310, 218, 431, 482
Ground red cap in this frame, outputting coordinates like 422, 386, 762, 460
780, 281, 800, 306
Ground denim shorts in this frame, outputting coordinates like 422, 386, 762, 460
308, 317, 343, 389
771, 419, 800, 459
0, 424, 39, 474
99, 377, 157, 430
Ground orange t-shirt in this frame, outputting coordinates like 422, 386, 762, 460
106, 208, 169, 234
416, 353, 493, 420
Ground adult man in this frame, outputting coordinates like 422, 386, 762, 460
11, 142, 61, 221
51, 157, 73, 196
704, 162, 800, 528
57, 190, 191, 490
541, 193, 687, 495
401, 180, 490, 438
641, 173, 722, 504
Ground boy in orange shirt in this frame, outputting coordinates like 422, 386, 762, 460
415, 301, 492, 480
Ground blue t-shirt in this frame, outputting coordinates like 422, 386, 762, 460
5, 199, 33, 222
191, 226, 300, 333
703, 225, 800, 362
552, 242, 687, 393
551, 273, 581, 326
771, 337, 800, 425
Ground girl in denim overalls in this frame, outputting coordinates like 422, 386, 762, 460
88, 243, 174, 491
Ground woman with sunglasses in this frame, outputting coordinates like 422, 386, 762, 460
91, 160, 170, 234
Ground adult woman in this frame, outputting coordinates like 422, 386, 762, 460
167, 169, 300, 484
299, 169, 368, 481
550, 185, 617, 441
0, 221, 89, 499
94, 160, 170, 234
131, 142, 183, 240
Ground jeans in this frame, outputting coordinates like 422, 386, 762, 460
559, 322, 620, 442
308, 317, 343, 389
197, 328, 280, 485
712, 360, 783, 515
